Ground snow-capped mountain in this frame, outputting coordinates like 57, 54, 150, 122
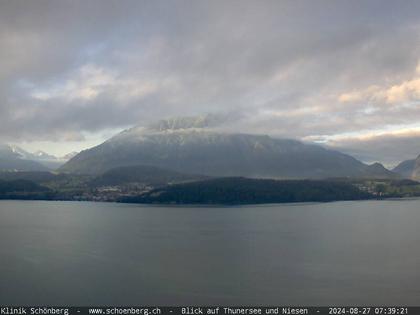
60, 116, 396, 179
0, 144, 77, 171
0, 144, 28, 159
0, 145, 49, 171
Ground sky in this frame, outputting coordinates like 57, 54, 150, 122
1, 0, 420, 166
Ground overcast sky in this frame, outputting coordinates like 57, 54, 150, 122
1, 0, 420, 166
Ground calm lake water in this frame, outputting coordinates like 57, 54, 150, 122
0, 199, 419, 305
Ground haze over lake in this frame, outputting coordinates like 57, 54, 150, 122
1, 199, 419, 305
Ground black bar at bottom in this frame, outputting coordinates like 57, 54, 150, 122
0, 306, 417, 315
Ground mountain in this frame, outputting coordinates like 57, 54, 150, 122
0, 158, 50, 172
0, 145, 49, 172
0, 144, 76, 170
60, 116, 396, 179
25, 150, 62, 169
37, 151, 79, 169
90, 165, 207, 187
365, 162, 398, 178
393, 155, 420, 180
393, 159, 416, 178
413, 158, 420, 180
0, 144, 26, 159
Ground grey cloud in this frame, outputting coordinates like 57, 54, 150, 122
329, 133, 420, 167
1, 0, 420, 161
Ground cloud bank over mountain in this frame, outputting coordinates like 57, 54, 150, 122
1, 0, 420, 162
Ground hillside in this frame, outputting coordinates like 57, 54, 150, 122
0, 171, 59, 182
413, 157, 420, 180
0, 179, 52, 200
89, 165, 207, 187
393, 159, 416, 178
393, 155, 420, 180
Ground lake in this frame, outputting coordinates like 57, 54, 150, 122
0, 199, 419, 305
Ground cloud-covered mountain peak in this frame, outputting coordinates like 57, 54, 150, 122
145, 114, 230, 132
111, 114, 236, 144
60, 118, 397, 179
0, 144, 32, 160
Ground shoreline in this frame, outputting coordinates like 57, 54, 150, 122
1, 195, 417, 207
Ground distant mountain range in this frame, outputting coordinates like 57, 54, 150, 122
393, 155, 420, 180
5, 116, 419, 182
60, 116, 397, 180
0, 144, 77, 171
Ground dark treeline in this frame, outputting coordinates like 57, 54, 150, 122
0, 179, 49, 193
120, 177, 372, 205
0, 179, 54, 200
1, 169, 420, 205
